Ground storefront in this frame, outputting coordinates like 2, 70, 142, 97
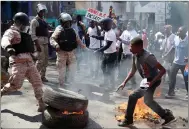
1, 1, 31, 22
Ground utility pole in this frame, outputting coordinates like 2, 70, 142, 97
165, 1, 167, 25
97, 1, 102, 11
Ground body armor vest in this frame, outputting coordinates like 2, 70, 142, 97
36, 18, 48, 37
12, 32, 34, 55
57, 28, 78, 51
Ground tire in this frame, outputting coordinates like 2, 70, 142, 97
42, 107, 60, 128
43, 87, 88, 112
42, 106, 89, 128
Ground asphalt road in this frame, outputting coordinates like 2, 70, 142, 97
1, 61, 188, 129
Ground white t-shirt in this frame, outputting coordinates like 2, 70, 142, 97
87, 26, 101, 49
104, 29, 117, 54
163, 33, 176, 52
101, 31, 106, 47
119, 29, 138, 55
155, 32, 163, 40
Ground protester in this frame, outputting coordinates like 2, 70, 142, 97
160, 25, 176, 83
166, 26, 188, 99
115, 25, 123, 81
1, 12, 45, 112
75, 15, 86, 72
148, 30, 154, 52
117, 37, 176, 127
92, 18, 117, 89
142, 29, 148, 50
154, 31, 163, 51
87, 20, 101, 78
116, 20, 138, 85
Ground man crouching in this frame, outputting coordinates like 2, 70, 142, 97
117, 37, 176, 127
1, 12, 45, 112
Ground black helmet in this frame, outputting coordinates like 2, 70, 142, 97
13, 12, 29, 26
99, 18, 113, 24
100, 18, 113, 31
59, 12, 72, 23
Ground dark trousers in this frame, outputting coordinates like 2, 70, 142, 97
101, 52, 117, 85
88, 48, 100, 76
125, 80, 166, 121
168, 63, 188, 94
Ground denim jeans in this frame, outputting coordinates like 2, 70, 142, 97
125, 80, 166, 121
168, 63, 188, 94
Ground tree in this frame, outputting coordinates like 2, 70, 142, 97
168, 2, 188, 32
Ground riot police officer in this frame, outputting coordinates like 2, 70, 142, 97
50, 13, 86, 87
30, 3, 49, 82
1, 12, 45, 112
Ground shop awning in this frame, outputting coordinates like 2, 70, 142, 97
73, 9, 87, 15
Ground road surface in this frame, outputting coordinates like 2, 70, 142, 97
1, 61, 188, 129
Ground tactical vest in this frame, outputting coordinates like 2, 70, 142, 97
12, 32, 34, 55
36, 18, 48, 37
57, 28, 77, 51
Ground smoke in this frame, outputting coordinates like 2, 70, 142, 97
61, 1, 189, 100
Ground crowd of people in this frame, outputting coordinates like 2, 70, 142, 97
1, 3, 188, 128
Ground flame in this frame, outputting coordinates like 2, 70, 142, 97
154, 86, 161, 97
62, 111, 84, 115
154, 84, 162, 98
115, 90, 160, 122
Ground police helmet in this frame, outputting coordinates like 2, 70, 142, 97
59, 13, 72, 23
36, 3, 48, 13
13, 12, 29, 26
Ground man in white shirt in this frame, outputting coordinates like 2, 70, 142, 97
92, 18, 117, 89
166, 26, 188, 99
161, 25, 176, 83
116, 20, 138, 85
87, 20, 101, 78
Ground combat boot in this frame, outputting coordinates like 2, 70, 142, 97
37, 99, 46, 112
1, 88, 8, 97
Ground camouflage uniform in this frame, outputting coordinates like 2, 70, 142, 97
30, 16, 49, 81
1, 56, 9, 89
1, 26, 45, 112
50, 26, 77, 87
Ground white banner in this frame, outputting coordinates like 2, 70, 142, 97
85, 8, 108, 22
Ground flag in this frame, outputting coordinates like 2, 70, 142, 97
184, 64, 188, 77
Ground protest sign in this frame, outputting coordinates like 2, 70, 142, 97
85, 8, 108, 22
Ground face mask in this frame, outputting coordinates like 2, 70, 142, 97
20, 25, 29, 33
62, 22, 71, 29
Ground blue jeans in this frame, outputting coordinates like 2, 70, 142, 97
168, 63, 188, 94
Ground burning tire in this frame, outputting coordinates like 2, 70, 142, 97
42, 106, 89, 128
43, 87, 88, 112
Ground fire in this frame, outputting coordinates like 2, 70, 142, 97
154, 85, 162, 98
115, 90, 160, 122
62, 111, 84, 115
